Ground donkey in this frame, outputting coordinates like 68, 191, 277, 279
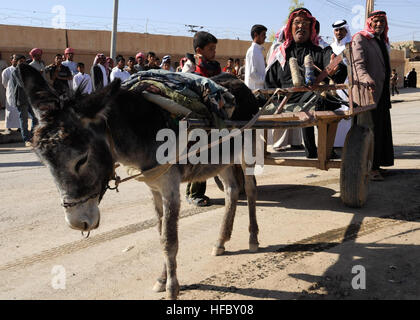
18, 64, 260, 300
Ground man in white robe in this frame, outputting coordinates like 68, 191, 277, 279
73, 63, 92, 94
110, 56, 130, 82
1, 54, 20, 132
245, 25, 267, 90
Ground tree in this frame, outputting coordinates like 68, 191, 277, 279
268, 31, 276, 43
285, 0, 305, 23
289, 0, 305, 13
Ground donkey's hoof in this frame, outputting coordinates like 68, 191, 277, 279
212, 246, 225, 256
249, 243, 259, 253
166, 282, 180, 300
153, 280, 166, 293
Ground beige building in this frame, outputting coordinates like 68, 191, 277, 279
0, 24, 271, 72
0, 24, 412, 87
392, 40, 420, 60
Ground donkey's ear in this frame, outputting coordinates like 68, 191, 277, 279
73, 79, 122, 125
17, 64, 60, 118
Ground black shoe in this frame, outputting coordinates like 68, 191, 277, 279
329, 150, 341, 160
306, 152, 318, 159
290, 144, 305, 150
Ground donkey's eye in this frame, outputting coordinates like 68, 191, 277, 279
75, 154, 88, 172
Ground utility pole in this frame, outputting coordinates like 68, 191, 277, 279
365, 0, 374, 21
110, 0, 119, 60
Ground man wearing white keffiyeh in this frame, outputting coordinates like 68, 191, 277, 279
330, 20, 352, 57
325, 20, 352, 147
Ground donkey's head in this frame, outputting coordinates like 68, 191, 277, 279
18, 64, 119, 232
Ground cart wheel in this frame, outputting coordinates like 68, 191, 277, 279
214, 165, 246, 194
340, 125, 374, 208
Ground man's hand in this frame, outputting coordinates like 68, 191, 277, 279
327, 54, 339, 76
366, 79, 376, 93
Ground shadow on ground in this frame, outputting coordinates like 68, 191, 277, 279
184, 166, 420, 299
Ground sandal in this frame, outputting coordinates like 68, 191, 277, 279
187, 195, 210, 207
370, 170, 384, 182
379, 168, 388, 175
273, 146, 288, 152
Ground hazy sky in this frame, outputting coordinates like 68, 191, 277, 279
0, 0, 419, 43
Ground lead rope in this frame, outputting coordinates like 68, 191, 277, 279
104, 92, 280, 190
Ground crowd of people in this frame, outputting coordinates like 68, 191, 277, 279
0, 7, 404, 203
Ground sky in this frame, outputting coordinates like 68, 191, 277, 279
0, 0, 419, 43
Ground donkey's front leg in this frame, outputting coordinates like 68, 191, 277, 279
151, 190, 167, 293
213, 166, 239, 256
161, 181, 181, 300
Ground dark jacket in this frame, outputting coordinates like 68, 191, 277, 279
10, 67, 29, 108
265, 41, 325, 103
91, 64, 106, 91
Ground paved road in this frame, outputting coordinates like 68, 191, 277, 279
0, 100, 419, 300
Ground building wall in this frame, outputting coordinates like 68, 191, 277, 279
0, 24, 411, 87
390, 49, 407, 88
0, 24, 271, 71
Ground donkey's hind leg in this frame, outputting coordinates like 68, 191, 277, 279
151, 190, 167, 293
243, 168, 259, 252
212, 166, 240, 256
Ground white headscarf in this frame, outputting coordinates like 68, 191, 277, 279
330, 20, 352, 56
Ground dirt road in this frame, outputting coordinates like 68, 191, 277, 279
0, 99, 419, 300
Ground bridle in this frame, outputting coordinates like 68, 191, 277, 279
60, 124, 142, 209
61, 192, 101, 209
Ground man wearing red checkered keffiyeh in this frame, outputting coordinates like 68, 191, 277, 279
352, 10, 394, 181
265, 8, 334, 159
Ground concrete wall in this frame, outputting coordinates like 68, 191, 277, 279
0, 24, 271, 72
0, 24, 410, 87
390, 49, 407, 88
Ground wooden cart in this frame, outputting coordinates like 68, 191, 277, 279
187, 80, 376, 209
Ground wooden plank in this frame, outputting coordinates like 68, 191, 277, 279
264, 156, 341, 170
317, 122, 328, 170
255, 84, 348, 95
326, 121, 339, 160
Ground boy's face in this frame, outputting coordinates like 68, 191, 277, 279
255, 31, 267, 45
148, 55, 156, 65
11, 55, 18, 67
197, 43, 217, 61
78, 66, 85, 73
55, 56, 63, 65
117, 60, 125, 69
